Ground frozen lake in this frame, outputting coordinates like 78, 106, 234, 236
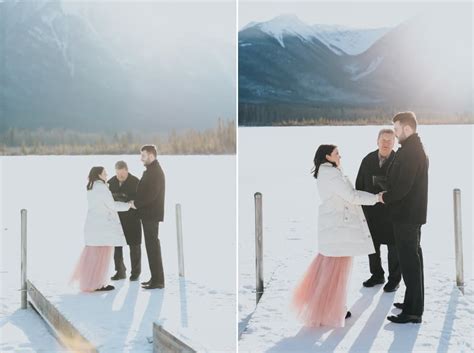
238, 125, 473, 348
1, 154, 236, 352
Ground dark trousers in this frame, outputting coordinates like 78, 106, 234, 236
369, 242, 401, 283
393, 223, 424, 316
114, 245, 141, 277
142, 220, 165, 285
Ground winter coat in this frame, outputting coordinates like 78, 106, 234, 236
134, 160, 165, 222
316, 163, 378, 257
382, 133, 429, 224
84, 180, 130, 246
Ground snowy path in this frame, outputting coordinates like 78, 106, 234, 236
239, 251, 474, 352
29, 275, 235, 352
1, 155, 236, 352
238, 125, 473, 352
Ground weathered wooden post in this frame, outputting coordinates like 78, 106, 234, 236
255, 193, 264, 303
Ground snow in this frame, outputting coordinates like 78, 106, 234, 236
242, 14, 389, 55
350, 56, 384, 81
1, 155, 236, 352
238, 125, 473, 351
40, 7, 75, 77
312, 25, 390, 56
258, 14, 317, 48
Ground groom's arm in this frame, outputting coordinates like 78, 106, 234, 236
382, 152, 418, 204
134, 175, 161, 209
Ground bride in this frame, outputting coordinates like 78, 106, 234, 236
71, 166, 131, 292
292, 144, 385, 327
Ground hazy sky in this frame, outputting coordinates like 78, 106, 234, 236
60, 0, 237, 131
239, 1, 455, 29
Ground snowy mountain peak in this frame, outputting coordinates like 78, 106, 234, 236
241, 14, 391, 55
256, 14, 316, 48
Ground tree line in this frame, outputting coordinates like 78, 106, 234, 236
239, 103, 473, 126
0, 119, 236, 156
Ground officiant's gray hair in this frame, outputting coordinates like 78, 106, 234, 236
115, 160, 128, 170
378, 129, 395, 139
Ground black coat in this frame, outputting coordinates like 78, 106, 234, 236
108, 174, 142, 245
356, 150, 396, 244
134, 160, 165, 222
383, 133, 429, 225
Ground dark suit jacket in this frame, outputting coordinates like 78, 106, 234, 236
135, 160, 165, 222
108, 173, 142, 245
356, 150, 395, 244
383, 133, 429, 225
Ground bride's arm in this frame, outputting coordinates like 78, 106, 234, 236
101, 185, 131, 212
327, 170, 379, 205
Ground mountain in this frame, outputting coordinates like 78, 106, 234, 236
0, 0, 133, 132
239, 15, 387, 106
239, 8, 473, 124
0, 0, 236, 133
240, 14, 389, 56
311, 24, 390, 56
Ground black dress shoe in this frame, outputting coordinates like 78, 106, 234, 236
345, 311, 351, 319
95, 285, 115, 291
111, 272, 126, 281
387, 313, 421, 324
393, 302, 405, 310
383, 281, 400, 292
141, 279, 152, 286
130, 274, 140, 281
362, 276, 385, 288
142, 283, 165, 290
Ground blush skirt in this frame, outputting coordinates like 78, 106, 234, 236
292, 253, 353, 328
71, 246, 113, 292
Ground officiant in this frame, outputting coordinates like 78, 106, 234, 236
108, 161, 142, 281
355, 129, 400, 292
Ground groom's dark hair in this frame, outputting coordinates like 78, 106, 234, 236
141, 144, 157, 157
393, 111, 417, 131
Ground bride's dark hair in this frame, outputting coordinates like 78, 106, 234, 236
312, 144, 337, 179
87, 166, 105, 190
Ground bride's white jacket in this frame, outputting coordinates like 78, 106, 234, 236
84, 180, 130, 246
316, 162, 377, 257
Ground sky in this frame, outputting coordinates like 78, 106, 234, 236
59, 0, 237, 131
238, 1, 465, 29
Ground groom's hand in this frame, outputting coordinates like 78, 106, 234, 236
130, 201, 137, 209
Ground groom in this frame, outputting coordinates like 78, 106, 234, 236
382, 112, 428, 324
131, 145, 166, 289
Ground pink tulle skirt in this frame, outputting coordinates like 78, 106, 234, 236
70, 246, 113, 292
292, 253, 353, 328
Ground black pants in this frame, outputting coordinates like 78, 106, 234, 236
368, 242, 401, 283
142, 220, 165, 285
114, 245, 141, 277
393, 223, 424, 316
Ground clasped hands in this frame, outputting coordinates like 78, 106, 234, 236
377, 191, 386, 204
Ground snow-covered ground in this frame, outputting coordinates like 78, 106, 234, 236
238, 125, 473, 351
1, 155, 236, 352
